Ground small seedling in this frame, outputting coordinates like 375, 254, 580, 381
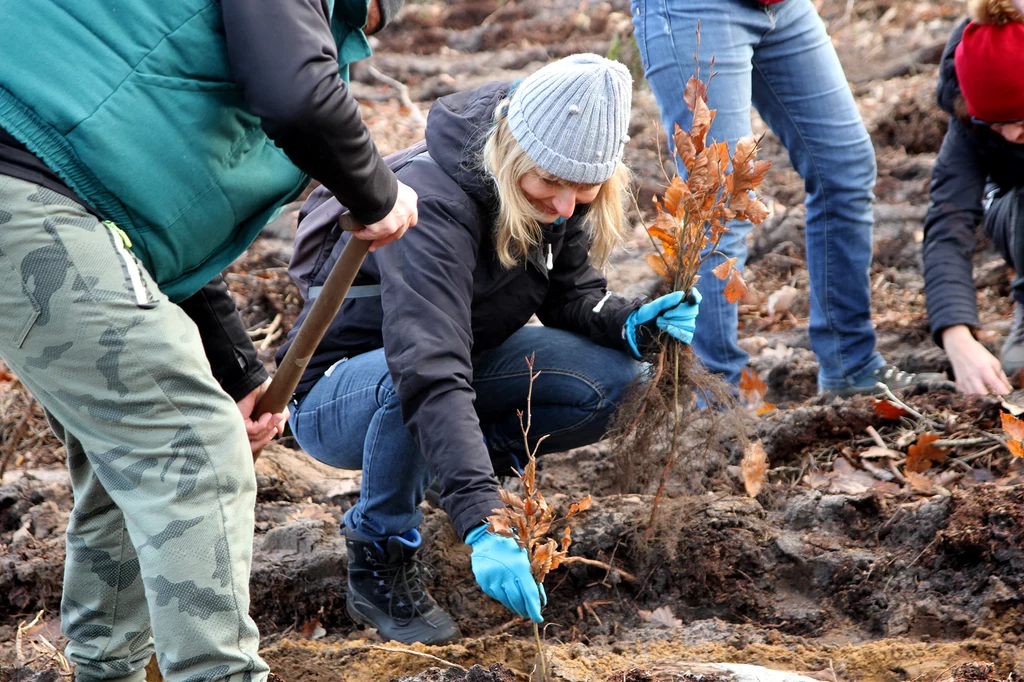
486, 354, 594, 681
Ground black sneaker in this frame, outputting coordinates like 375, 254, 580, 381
819, 364, 950, 400
343, 527, 461, 645
1002, 302, 1024, 382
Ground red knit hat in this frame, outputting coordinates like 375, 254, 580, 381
955, 21, 1024, 124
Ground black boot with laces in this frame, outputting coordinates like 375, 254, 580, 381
343, 526, 461, 645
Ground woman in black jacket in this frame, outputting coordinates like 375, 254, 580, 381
923, 0, 1024, 395
277, 54, 702, 644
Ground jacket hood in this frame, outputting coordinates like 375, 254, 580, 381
937, 19, 969, 116
424, 81, 512, 206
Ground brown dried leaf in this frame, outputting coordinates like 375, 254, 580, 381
741, 440, 768, 497
905, 471, 934, 494
683, 76, 707, 113
568, 495, 593, 516
674, 124, 697, 173
739, 367, 768, 407
498, 488, 524, 509
723, 268, 747, 304
690, 97, 713, 154
905, 433, 950, 473
711, 257, 737, 281
741, 198, 770, 224
874, 399, 910, 420
646, 253, 669, 280
1001, 412, 1024, 441
663, 176, 689, 216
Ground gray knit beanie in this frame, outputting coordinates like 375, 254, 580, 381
507, 54, 633, 185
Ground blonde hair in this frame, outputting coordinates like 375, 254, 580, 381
481, 104, 630, 269
968, 0, 1022, 23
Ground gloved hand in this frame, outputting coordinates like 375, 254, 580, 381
624, 288, 702, 359
466, 524, 545, 622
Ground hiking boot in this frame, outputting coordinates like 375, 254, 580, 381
1002, 302, 1024, 383
343, 527, 461, 645
819, 364, 950, 400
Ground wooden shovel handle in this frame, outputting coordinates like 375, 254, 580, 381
253, 219, 370, 458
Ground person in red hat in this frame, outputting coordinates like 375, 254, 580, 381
923, 0, 1024, 394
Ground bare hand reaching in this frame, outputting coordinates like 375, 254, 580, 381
942, 325, 1013, 396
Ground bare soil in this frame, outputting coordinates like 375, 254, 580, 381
2, 1, 1023, 680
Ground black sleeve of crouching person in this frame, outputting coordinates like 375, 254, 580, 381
177, 275, 269, 402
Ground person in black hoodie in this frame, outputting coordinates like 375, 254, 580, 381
277, 54, 702, 644
923, 0, 1024, 395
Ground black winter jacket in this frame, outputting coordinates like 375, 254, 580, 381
278, 82, 639, 539
923, 20, 1024, 344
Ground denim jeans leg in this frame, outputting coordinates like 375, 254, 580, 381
288, 350, 430, 541
631, 0, 769, 385
750, 0, 884, 388
472, 326, 642, 467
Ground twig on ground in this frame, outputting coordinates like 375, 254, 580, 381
866, 425, 887, 449
369, 645, 467, 671
561, 556, 636, 582
875, 383, 929, 423
363, 64, 426, 126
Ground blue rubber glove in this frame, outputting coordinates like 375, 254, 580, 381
624, 288, 702, 359
466, 524, 544, 622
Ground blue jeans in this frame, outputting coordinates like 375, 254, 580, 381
289, 326, 641, 541
631, 0, 885, 389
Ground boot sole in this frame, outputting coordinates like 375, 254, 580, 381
346, 592, 462, 646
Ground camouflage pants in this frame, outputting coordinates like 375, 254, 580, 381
0, 175, 268, 682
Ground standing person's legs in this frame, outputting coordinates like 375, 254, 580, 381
288, 349, 431, 541
750, 0, 885, 388
631, 0, 768, 385
0, 176, 266, 682
473, 326, 642, 469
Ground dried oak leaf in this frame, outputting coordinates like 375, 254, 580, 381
711, 257, 738, 281
723, 268, 747, 304
739, 367, 768, 406
663, 176, 690, 216
741, 440, 768, 497
674, 124, 697, 173
1001, 412, 1024, 441
874, 399, 910, 420
905, 433, 949, 473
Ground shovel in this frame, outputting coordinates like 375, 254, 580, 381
252, 212, 369, 459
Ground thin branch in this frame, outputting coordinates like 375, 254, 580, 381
362, 64, 426, 126
369, 645, 467, 671
560, 556, 636, 582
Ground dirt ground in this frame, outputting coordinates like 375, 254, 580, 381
1, 0, 1023, 680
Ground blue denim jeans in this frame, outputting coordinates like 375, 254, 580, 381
289, 326, 641, 541
631, 0, 885, 389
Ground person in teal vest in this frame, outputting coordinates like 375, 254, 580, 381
0, 0, 413, 680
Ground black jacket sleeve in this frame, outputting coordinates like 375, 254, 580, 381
922, 118, 987, 345
376, 194, 504, 540
220, 0, 398, 225
536, 218, 637, 351
177, 275, 269, 402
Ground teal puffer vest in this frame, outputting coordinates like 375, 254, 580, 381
0, 0, 370, 301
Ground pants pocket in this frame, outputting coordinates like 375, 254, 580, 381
630, 0, 650, 73
0, 238, 40, 349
